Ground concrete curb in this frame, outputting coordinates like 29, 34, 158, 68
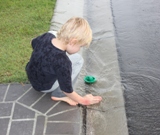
50, 0, 84, 31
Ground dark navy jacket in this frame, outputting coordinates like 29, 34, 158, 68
26, 33, 73, 93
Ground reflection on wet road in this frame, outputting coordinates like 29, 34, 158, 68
112, 0, 160, 134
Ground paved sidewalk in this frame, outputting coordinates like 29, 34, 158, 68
0, 84, 83, 135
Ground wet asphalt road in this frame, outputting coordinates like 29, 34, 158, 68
111, 0, 160, 134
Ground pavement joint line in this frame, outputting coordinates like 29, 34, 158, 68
3, 83, 10, 102
16, 101, 45, 116
32, 113, 38, 135
44, 101, 60, 115
16, 86, 32, 101
0, 101, 13, 104
43, 116, 48, 135
30, 93, 47, 107
36, 114, 44, 117
12, 119, 35, 121
0, 102, 13, 104
48, 108, 78, 117
0, 116, 11, 119
6, 102, 15, 135
32, 117, 36, 135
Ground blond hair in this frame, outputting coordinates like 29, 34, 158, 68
57, 17, 92, 46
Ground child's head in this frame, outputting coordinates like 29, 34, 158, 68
57, 17, 92, 46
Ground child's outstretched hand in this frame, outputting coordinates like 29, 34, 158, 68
83, 94, 102, 105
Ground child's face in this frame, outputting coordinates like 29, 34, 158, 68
66, 43, 85, 54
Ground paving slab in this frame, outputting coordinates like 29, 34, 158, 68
12, 103, 35, 119
0, 118, 9, 135
18, 87, 44, 106
0, 84, 83, 135
0, 103, 13, 117
34, 115, 45, 135
10, 121, 34, 135
4, 83, 31, 102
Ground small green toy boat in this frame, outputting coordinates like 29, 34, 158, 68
84, 75, 96, 84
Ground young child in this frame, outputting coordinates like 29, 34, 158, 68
26, 17, 102, 106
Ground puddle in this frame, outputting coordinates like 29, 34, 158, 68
111, 0, 160, 134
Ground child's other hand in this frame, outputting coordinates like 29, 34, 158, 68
83, 94, 102, 105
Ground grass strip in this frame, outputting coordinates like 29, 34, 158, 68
0, 0, 56, 83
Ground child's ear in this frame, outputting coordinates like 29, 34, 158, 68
70, 38, 78, 45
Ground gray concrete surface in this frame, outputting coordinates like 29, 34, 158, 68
50, 0, 84, 31
82, 1, 128, 134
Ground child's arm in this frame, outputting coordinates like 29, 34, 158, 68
64, 91, 102, 105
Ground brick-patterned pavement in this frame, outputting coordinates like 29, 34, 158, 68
0, 84, 83, 135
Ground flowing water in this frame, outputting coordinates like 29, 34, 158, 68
111, 0, 160, 134
75, 0, 128, 134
